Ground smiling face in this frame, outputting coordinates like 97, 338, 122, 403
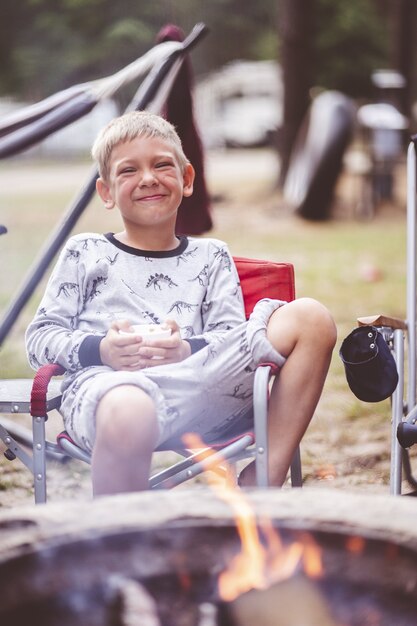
96, 135, 194, 247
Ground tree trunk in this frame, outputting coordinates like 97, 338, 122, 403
392, 0, 416, 118
278, 0, 315, 186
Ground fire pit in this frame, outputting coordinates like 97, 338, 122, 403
0, 489, 417, 626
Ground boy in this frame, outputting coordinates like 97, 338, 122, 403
26, 111, 336, 496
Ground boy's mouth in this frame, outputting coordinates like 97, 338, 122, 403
136, 193, 166, 202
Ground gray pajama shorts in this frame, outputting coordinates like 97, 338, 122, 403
60, 298, 286, 452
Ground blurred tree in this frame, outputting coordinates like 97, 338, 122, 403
0, 0, 160, 99
0, 0, 394, 102
2, 0, 413, 148
314, 0, 388, 98
189, 0, 278, 70
278, 0, 389, 185
0, 0, 278, 100
0, 0, 29, 95
278, 0, 314, 184
386, 0, 417, 118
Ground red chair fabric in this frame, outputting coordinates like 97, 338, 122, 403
233, 257, 295, 319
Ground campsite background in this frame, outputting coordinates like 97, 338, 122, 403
1, 0, 416, 504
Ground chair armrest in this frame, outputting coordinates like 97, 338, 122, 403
30, 363, 65, 417
357, 315, 407, 331
257, 362, 281, 376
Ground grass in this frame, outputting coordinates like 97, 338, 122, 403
0, 150, 410, 496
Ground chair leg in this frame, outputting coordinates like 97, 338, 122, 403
253, 365, 271, 487
0, 420, 34, 471
0, 417, 47, 504
391, 328, 405, 495
32, 415, 47, 504
151, 435, 254, 489
254, 364, 303, 488
290, 446, 303, 487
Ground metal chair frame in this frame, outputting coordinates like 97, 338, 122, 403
356, 137, 417, 495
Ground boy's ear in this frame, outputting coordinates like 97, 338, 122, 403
182, 163, 195, 198
96, 178, 115, 210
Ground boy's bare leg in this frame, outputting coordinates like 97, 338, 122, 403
240, 298, 337, 487
92, 385, 159, 496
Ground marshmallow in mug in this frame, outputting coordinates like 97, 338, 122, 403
119, 324, 172, 340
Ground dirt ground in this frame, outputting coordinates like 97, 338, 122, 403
1, 149, 416, 508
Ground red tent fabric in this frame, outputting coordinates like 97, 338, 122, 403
156, 24, 213, 235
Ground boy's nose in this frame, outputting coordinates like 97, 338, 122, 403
139, 169, 158, 186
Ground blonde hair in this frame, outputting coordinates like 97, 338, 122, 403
91, 110, 189, 181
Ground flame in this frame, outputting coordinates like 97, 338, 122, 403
182, 433, 323, 602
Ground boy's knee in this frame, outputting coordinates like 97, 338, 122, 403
297, 297, 337, 347
268, 298, 336, 356
96, 385, 157, 445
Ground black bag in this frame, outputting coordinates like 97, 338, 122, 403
339, 325, 399, 402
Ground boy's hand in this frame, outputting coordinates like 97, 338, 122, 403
100, 319, 191, 371
134, 319, 191, 368
99, 320, 143, 371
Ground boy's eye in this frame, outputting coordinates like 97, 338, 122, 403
156, 161, 173, 169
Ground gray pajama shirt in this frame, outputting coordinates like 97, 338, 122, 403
26, 233, 286, 452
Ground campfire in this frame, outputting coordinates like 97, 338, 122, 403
1, 476, 417, 625
183, 433, 325, 612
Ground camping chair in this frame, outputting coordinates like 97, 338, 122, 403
392, 136, 417, 494
340, 136, 417, 496
0, 256, 302, 503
